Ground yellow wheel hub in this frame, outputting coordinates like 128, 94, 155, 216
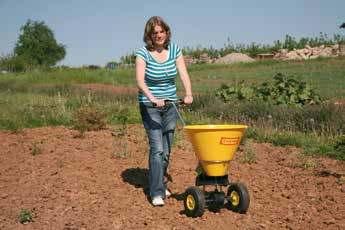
186, 194, 196, 210
230, 191, 240, 206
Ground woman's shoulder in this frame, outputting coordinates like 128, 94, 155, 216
136, 46, 148, 60
169, 43, 182, 58
169, 42, 180, 50
136, 46, 148, 53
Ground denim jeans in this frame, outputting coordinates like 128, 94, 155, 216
139, 102, 178, 198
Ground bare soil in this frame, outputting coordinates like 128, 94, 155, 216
0, 125, 344, 230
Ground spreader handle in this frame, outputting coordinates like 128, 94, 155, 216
152, 99, 184, 107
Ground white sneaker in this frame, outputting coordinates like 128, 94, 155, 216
165, 189, 171, 198
152, 196, 164, 206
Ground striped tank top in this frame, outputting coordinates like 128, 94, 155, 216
136, 43, 181, 102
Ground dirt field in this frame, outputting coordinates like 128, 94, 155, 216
0, 125, 344, 230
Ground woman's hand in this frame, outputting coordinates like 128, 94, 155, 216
183, 95, 193, 105
151, 98, 165, 107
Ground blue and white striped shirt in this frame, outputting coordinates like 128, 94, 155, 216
136, 43, 182, 102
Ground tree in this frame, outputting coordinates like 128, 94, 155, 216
340, 22, 345, 29
14, 19, 66, 67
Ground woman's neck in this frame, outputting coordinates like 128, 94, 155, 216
155, 45, 165, 53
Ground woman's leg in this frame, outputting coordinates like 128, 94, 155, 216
162, 105, 178, 180
139, 103, 165, 199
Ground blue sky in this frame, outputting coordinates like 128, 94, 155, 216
1, 0, 344, 67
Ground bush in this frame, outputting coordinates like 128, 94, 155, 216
72, 106, 106, 136
216, 73, 322, 106
0, 54, 32, 72
333, 135, 345, 159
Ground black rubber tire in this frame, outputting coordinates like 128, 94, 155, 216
184, 186, 205, 217
226, 183, 250, 214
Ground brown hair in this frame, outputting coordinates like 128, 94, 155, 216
143, 16, 171, 51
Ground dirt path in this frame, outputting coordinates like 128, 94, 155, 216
0, 125, 344, 230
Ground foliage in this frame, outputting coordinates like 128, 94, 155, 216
180, 33, 345, 59
256, 73, 322, 105
14, 19, 66, 67
239, 139, 256, 164
0, 58, 344, 160
72, 106, 106, 136
333, 135, 345, 158
0, 53, 32, 72
18, 209, 33, 224
120, 52, 136, 64
215, 73, 321, 106
118, 32, 345, 63
215, 82, 255, 102
30, 142, 42, 156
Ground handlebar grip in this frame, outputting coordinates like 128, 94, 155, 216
153, 99, 185, 107
177, 99, 185, 105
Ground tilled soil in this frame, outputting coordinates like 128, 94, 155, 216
0, 125, 344, 230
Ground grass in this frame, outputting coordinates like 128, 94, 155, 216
185, 57, 345, 99
1, 57, 345, 98
0, 68, 135, 85
239, 139, 256, 164
0, 57, 344, 160
246, 128, 345, 161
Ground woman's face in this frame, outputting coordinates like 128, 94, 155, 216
151, 25, 167, 47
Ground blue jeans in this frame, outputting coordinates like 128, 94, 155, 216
139, 102, 178, 199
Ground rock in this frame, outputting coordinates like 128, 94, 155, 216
274, 44, 341, 60
286, 51, 302, 60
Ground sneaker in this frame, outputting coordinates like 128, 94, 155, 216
165, 189, 171, 198
152, 196, 164, 206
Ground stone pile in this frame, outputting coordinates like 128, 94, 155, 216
184, 43, 345, 65
274, 44, 343, 60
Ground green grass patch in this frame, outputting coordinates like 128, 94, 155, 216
246, 128, 345, 161
0, 58, 344, 161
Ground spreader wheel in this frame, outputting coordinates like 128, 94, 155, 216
184, 186, 205, 217
226, 183, 250, 214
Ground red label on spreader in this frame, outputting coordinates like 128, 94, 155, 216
220, 137, 240, 145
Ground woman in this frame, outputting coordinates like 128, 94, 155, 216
135, 16, 193, 206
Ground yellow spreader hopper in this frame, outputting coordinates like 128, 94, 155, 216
182, 124, 250, 217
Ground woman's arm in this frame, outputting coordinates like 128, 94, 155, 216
176, 55, 193, 104
135, 57, 165, 107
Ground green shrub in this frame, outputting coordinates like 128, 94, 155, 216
332, 135, 345, 160
215, 73, 322, 106
18, 209, 33, 224
0, 54, 32, 72
72, 106, 106, 136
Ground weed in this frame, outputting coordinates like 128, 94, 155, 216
18, 209, 33, 224
334, 135, 345, 154
296, 154, 318, 169
72, 106, 106, 137
239, 139, 256, 164
30, 142, 42, 156
111, 127, 128, 159
337, 176, 345, 185
110, 108, 131, 158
